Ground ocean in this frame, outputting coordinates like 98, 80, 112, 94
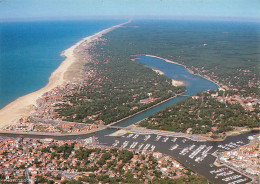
0, 20, 259, 109
0, 19, 258, 184
0, 20, 124, 109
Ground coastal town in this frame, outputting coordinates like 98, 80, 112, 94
0, 132, 259, 184
0, 5, 259, 184
0, 136, 205, 184
205, 87, 260, 112
216, 134, 259, 178
0, 24, 258, 184
1, 116, 101, 134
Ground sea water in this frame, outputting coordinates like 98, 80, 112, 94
1, 20, 259, 110
0, 20, 124, 109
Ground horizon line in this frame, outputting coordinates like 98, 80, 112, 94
0, 15, 259, 23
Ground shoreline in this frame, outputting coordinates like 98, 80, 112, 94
172, 80, 185, 87
144, 54, 220, 88
0, 92, 186, 137
0, 21, 129, 128
150, 67, 185, 87
109, 125, 259, 143
108, 92, 186, 127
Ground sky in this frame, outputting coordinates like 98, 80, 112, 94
0, 0, 259, 22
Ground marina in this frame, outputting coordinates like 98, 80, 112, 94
133, 134, 139, 139
217, 142, 244, 151
169, 144, 179, 151
101, 132, 255, 184
137, 143, 144, 150
155, 135, 162, 141
179, 147, 190, 155
0, 55, 256, 184
162, 136, 169, 142
189, 145, 206, 159
171, 137, 177, 142
150, 145, 156, 152
0, 122, 256, 184
144, 134, 151, 141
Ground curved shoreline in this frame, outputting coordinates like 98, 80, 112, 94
149, 67, 185, 87
0, 21, 129, 128
144, 54, 220, 88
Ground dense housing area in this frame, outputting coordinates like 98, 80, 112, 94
0, 137, 207, 184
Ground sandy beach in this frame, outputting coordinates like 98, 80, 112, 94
0, 21, 128, 128
151, 68, 164, 75
172, 80, 185, 87
151, 68, 184, 87
145, 55, 185, 87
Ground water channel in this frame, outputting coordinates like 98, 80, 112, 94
1, 55, 257, 184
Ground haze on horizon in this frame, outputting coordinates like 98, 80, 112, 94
0, 0, 259, 22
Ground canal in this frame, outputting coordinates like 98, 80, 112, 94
0, 55, 256, 184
